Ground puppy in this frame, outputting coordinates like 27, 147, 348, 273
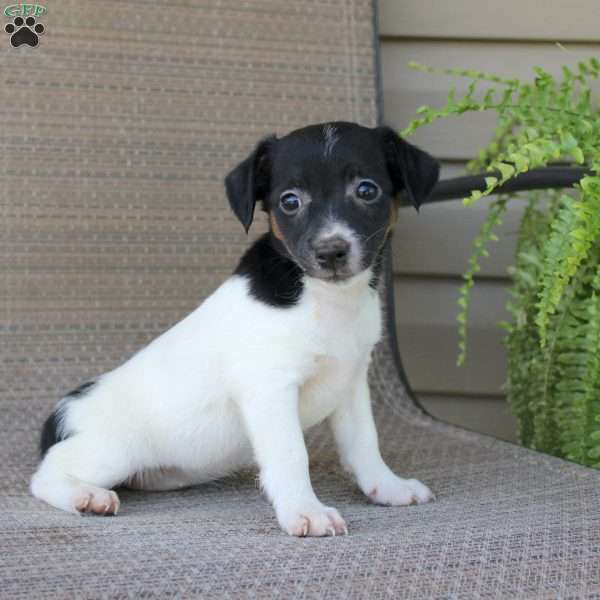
31, 122, 439, 537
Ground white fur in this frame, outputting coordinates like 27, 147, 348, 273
31, 267, 434, 535
322, 123, 339, 157
315, 220, 363, 276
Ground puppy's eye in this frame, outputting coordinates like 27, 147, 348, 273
279, 191, 302, 215
355, 180, 380, 203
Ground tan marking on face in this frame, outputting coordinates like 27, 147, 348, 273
270, 212, 285, 241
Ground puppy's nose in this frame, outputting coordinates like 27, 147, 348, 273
313, 236, 350, 269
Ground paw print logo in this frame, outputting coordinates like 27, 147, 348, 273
4, 15, 45, 47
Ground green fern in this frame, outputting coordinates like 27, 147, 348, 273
503, 193, 557, 448
404, 57, 600, 468
456, 198, 506, 366
555, 256, 600, 466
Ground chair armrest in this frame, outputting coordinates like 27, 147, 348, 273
421, 166, 590, 204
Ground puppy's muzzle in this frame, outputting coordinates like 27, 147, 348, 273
313, 236, 350, 271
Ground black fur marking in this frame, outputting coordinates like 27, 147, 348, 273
234, 233, 304, 307
67, 380, 96, 398
40, 411, 63, 457
369, 242, 386, 290
39, 380, 96, 457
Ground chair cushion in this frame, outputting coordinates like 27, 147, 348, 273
3, 343, 600, 597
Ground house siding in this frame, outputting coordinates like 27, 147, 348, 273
379, 0, 600, 441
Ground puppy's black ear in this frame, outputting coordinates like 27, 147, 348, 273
377, 126, 439, 211
225, 136, 276, 232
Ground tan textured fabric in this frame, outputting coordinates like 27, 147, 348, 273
1, 1, 600, 598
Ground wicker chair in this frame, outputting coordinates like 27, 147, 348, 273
2, 2, 599, 597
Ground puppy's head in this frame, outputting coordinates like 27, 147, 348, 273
225, 122, 439, 282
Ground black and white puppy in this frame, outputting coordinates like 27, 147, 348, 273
31, 122, 439, 537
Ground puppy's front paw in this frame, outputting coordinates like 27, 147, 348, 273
367, 476, 434, 506
277, 502, 348, 537
73, 486, 120, 516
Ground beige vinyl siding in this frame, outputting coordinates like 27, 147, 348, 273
379, 0, 600, 441
381, 41, 600, 159
379, 0, 600, 42
392, 194, 523, 277
393, 277, 509, 397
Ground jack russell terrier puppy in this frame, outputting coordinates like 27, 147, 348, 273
31, 122, 440, 537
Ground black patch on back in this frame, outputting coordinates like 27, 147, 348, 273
234, 233, 304, 307
39, 380, 96, 457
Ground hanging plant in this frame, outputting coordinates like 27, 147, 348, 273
404, 58, 600, 466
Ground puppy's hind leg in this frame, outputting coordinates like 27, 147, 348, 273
125, 467, 197, 492
31, 434, 134, 515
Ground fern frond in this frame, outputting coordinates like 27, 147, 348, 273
456, 198, 506, 365
536, 170, 600, 345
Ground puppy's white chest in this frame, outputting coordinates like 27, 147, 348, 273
296, 282, 381, 429
308, 281, 381, 361
297, 351, 365, 430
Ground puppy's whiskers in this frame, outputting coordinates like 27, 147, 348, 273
360, 225, 388, 245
